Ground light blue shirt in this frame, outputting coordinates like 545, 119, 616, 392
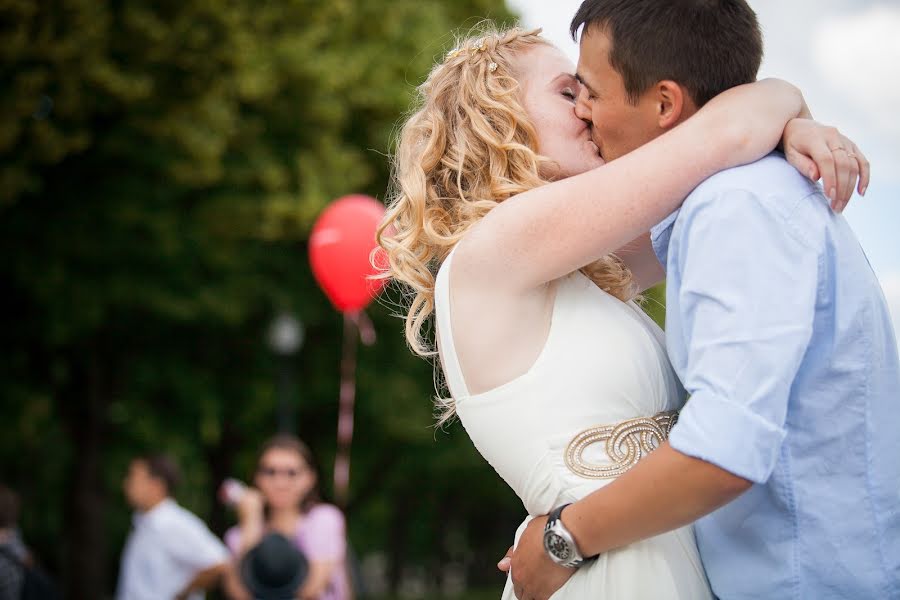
651, 154, 900, 599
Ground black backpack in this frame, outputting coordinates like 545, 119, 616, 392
0, 546, 60, 600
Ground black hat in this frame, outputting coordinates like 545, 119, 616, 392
240, 533, 309, 600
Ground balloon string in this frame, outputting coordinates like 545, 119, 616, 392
333, 312, 358, 508
352, 310, 376, 346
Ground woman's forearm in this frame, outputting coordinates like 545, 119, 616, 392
463, 79, 802, 290
299, 560, 338, 599
237, 519, 264, 557
698, 78, 803, 163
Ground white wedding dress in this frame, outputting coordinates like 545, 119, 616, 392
434, 250, 713, 599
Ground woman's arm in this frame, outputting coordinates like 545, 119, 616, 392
297, 505, 347, 600
781, 118, 869, 213
235, 489, 266, 557
616, 118, 871, 292
298, 560, 340, 600
457, 78, 805, 291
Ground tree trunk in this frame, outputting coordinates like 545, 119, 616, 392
386, 489, 410, 594
59, 343, 110, 600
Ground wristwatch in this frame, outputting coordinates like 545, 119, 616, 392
543, 504, 590, 568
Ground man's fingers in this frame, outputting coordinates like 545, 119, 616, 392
498, 544, 513, 572
498, 556, 511, 573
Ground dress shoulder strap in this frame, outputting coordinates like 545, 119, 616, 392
433, 249, 471, 399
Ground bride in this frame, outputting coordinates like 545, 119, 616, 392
377, 27, 862, 599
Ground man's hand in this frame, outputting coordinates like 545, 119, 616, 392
498, 545, 513, 573
175, 563, 227, 600
510, 516, 575, 600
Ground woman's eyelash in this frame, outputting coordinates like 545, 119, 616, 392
562, 88, 577, 100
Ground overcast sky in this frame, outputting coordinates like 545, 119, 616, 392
507, 0, 900, 342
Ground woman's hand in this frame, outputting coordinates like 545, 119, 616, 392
782, 118, 869, 212
236, 487, 266, 555
297, 560, 340, 600
237, 487, 264, 522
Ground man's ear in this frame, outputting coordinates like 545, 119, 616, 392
655, 80, 690, 129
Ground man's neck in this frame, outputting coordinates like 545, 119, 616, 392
140, 495, 170, 513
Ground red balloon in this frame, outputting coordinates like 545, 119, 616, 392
309, 194, 388, 312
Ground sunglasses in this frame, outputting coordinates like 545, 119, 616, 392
258, 466, 305, 478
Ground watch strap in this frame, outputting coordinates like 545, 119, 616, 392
546, 503, 571, 531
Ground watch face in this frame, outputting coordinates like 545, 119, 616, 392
544, 532, 572, 560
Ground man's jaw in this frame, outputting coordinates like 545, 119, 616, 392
587, 128, 605, 161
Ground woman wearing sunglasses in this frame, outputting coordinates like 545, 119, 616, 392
223, 434, 350, 600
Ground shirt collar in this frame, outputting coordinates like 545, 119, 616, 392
650, 209, 681, 269
133, 497, 175, 529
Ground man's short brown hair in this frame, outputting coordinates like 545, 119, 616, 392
136, 454, 182, 495
571, 0, 762, 106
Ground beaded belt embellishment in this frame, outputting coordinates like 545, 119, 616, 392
564, 410, 679, 479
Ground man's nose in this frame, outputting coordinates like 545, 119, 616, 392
574, 88, 591, 121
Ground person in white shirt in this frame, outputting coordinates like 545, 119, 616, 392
116, 454, 228, 600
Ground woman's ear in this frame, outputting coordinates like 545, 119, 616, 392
656, 80, 688, 129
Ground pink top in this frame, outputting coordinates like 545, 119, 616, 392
225, 504, 349, 600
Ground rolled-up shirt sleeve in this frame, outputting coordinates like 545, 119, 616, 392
162, 512, 229, 571
668, 189, 819, 483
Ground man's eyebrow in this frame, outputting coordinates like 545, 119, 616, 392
575, 73, 599, 95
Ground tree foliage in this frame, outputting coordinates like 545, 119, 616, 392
1, 0, 521, 598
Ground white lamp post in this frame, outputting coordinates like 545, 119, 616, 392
268, 312, 304, 432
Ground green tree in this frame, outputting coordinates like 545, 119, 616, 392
1, 0, 518, 598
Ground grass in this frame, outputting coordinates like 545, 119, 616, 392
371, 588, 500, 600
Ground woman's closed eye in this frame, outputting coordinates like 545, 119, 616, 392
561, 86, 578, 102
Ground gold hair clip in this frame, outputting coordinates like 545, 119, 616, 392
446, 35, 497, 62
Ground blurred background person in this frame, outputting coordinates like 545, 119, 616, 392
223, 435, 349, 600
117, 454, 228, 600
0, 485, 26, 600
0, 484, 58, 600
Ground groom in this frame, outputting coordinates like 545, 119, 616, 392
508, 1, 900, 599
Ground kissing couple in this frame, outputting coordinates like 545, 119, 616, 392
378, 1, 899, 598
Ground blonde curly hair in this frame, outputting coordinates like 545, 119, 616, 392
377, 25, 635, 422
